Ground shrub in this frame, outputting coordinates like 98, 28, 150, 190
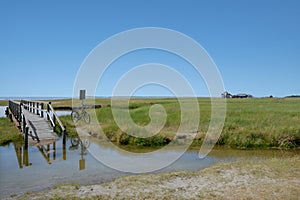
103, 125, 119, 142
134, 135, 170, 147
119, 132, 133, 145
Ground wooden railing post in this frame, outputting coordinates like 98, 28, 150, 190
47, 103, 50, 120
33, 101, 35, 114
37, 102, 39, 115
53, 114, 56, 131
5, 107, 8, 116
41, 103, 44, 118
19, 103, 22, 122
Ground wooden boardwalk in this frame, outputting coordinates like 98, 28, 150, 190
8, 100, 65, 146
22, 109, 58, 145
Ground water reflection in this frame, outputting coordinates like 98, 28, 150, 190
69, 137, 90, 170
13, 142, 31, 168
1, 133, 299, 199
13, 137, 66, 168
13, 134, 92, 171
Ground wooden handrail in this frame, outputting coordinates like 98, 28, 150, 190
47, 112, 55, 127
48, 103, 65, 132
20, 100, 66, 134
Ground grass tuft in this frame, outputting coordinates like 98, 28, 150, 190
0, 117, 23, 146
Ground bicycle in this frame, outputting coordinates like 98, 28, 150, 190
71, 104, 90, 123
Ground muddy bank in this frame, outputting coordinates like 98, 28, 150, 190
14, 156, 300, 200
53, 104, 102, 110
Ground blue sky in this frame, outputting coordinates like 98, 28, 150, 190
0, 0, 299, 97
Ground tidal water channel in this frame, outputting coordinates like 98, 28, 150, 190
1, 136, 299, 199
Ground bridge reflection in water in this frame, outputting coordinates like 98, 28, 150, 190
13, 135, 89, 170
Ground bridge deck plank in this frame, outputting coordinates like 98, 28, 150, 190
22, 109, 58, 144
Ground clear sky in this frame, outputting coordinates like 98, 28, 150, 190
0, 0, 299, 98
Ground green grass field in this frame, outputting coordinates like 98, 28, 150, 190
0, 100, 8, 106
0, 117, 23, 146
1, 98, 300, 149
57, 97, 300, 149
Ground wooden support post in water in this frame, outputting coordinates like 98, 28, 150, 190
22, 115, 26, 133
53, 142, 56, 160
63, 127, 66, 160
24, 127, 29, 150
47, 144, 50, 160
23, 148, 29, 167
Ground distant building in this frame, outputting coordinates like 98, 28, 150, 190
232, 94, 253, 98
222, 92, 253, 98
221, 91, 232, 98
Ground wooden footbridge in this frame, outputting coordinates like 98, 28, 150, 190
7, 100, 66, 147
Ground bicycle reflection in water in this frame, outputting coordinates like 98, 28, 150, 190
69, 136, 90, 170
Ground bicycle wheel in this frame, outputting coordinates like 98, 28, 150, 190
71, 111, 80, 123
71, 137, 80, 146
83, 111, 90, 124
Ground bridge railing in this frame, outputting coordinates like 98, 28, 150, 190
8, 100, 22, 123
8, 100, 30, 145
20, 100, 66, 134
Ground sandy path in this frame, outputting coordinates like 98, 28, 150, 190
13, 156, 300, 200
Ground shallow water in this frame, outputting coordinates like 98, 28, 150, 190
55, 110, 71, 117
0, 106, 7, 118
0, 137, 299, 199
0, 137, 225, 198
0, 106, 69, 118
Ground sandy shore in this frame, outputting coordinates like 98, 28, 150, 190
12, 156, 300, 200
